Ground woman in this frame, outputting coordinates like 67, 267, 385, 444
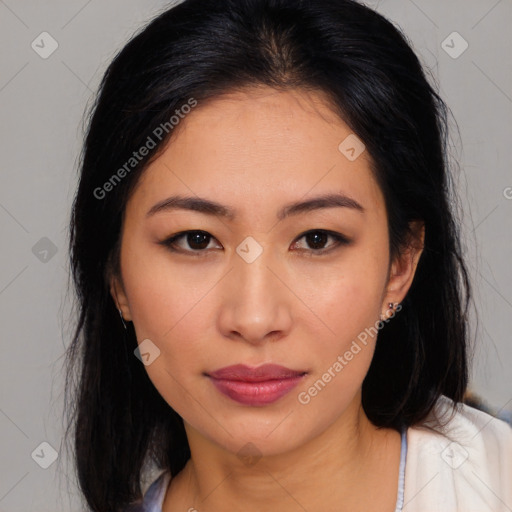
65, 0, 512, 511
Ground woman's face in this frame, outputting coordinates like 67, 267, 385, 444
112, 87, 422, 457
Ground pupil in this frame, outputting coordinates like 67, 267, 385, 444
188, 232, 209, 249
306, 232, 327, 249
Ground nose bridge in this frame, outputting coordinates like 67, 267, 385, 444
218, 239, 292, 342
234, 240, 281, 308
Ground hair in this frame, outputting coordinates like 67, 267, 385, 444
64, 0, 473, 510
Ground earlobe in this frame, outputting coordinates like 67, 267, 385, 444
109, 276, 133, 322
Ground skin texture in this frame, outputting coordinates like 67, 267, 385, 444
111, 86, 424, 511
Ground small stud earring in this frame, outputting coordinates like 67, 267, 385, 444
380, 302, 399, 321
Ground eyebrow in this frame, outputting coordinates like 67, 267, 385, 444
146, 192, 365, 221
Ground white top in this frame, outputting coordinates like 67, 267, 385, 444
402, 395, 512, 511
134, 395, 512, 511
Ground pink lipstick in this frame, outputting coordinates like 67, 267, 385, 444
207, 364, 307, 406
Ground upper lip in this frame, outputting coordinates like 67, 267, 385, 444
207, 364, 307, 382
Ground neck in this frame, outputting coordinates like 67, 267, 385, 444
166, 396, 401, 512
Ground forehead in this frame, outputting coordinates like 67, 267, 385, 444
170, 86, 352, 154
128, 87, 385, 222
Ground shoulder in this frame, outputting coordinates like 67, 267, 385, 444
409, 394, 512, 456
403, 395, 512, 512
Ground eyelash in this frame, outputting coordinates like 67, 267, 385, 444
159, 229, 351, 256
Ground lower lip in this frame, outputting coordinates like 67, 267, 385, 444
209, 375, 305, 406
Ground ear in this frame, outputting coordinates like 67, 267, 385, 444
109, 274, 133, 322
383, 220, 425, 310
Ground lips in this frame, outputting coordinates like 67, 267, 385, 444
207, 364, 307, 406
208, 364, 306, 382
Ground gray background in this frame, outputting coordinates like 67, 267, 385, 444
0, 0, 511, 510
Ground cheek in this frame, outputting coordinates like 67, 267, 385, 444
310, 278, 381, 376
122, 238, 198, 332
120, 247, 211, 417
298, 246, 388, 342
294, 280, 381, 422
294, 248, 388, 397
119, 240, 219, 385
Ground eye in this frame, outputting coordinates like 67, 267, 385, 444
159, 230, 221, 254
290, 230, 351, 254
159, 229, 351, 256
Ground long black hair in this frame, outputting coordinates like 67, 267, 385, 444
64, 0, 473, 510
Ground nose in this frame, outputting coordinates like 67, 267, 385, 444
217, 245, 293, 346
